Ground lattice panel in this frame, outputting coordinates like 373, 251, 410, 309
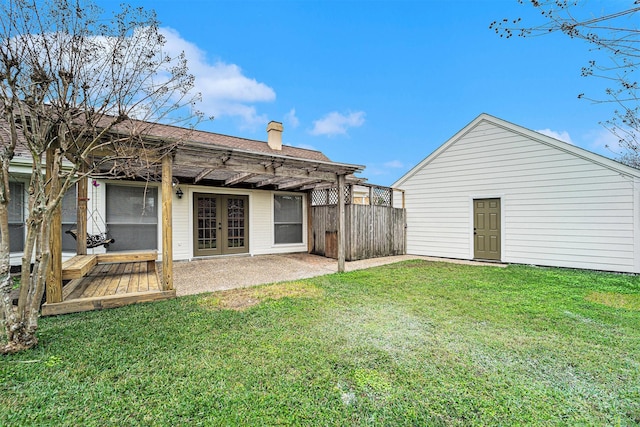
311, 189, 328, 206
343, 185, 352, 204
311, 187, 352, 206
327, 188, 339, 205
372, 186, 391, 206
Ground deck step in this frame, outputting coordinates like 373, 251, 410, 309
42, 289, 175, 316
62, 255, 98, 280
96, 250, 157, 264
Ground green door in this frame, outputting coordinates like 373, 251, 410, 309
194, 193, 249, 256
474, 198, 501, 261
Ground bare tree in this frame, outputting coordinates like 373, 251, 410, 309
0, 0, 201, 354
490, 1, 640, 166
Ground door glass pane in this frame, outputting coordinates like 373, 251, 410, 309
197, 197, 217, 250
227, 198, 245, 248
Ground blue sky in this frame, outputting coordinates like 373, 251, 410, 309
95, 0, 628, 186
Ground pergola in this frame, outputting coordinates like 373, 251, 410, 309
44, 134, 364, 314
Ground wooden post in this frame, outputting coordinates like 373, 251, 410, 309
46, 149, 63, 304
337, 174, 346, 273
401, 189, 407, 254
368, 185, 373, 206
161, 154, 174, 291
307, 191, 313, 253
76, 169, 88, 255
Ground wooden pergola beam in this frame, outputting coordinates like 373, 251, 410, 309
277, 179, 320, 191
176, 152, 341, 183
299, 182, 323, 191
256, 177, 282, 188
225, 172, 255, 186
194, 168, 215, 183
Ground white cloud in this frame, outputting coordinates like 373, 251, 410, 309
582, 127, 638, 159
160, 27, 275, 126
586, 127, 620, 152
536, 128, 574, 145
284, 108, 300, 128
310, 111, 365, 137
384, 160, 404, 168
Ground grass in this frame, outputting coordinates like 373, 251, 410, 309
1, 260, 639, 426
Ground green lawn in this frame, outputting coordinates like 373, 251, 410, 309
2, 260, 639, 426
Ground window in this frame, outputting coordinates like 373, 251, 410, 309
8, 182, 24, 252
61, 185, 77, 252
7, 182, 77, 253
106, 184, 158, 251
274, 195, 303, 244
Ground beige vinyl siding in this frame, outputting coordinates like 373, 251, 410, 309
399, 118, 638, 273
169, 185, 307, 261
90, 182, 307, 261
171, 187, 190, 261
252, 191, 308, 255
249, 191, 273, 255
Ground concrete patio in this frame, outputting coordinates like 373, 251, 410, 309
172, 253, 505, 296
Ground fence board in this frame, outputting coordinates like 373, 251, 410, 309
310, 205, 405, 261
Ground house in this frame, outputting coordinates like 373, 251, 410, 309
394, 113, 640, 274
8, 120, 365, 262
8, 119, 372, 315
83, 121, 365, 262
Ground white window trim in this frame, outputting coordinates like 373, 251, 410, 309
271, 191, 307, 247
103, 181, 162, 253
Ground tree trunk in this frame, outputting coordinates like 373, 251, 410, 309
0, 166, 43, 354
1, 163, 48, 354
1, 145, 70, 354
0, 117, 22, 353
0, 192, 17, 350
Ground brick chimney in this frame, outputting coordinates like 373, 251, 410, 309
267, 121, 283, 150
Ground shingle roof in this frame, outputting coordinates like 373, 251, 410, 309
2, 113, 332, 163
131, 121, 332, 162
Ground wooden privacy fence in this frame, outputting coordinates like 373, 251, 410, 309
310, 185, 406, 261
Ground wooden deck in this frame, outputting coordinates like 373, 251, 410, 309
42, 251, 176, 316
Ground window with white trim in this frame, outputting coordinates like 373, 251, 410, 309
274, 195, 303, 244
106, 184, 158, 251
61, 185, 77, 251
8, 181, 24, 252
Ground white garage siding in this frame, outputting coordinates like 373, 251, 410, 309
395, 114, 640, 273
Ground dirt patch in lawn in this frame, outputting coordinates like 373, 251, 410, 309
585, 291, 640, 311
199, 281, 323, 311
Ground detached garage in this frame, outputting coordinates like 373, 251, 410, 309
394, 113, 640, 273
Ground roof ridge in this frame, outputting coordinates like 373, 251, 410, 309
143, 119, 326, 157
